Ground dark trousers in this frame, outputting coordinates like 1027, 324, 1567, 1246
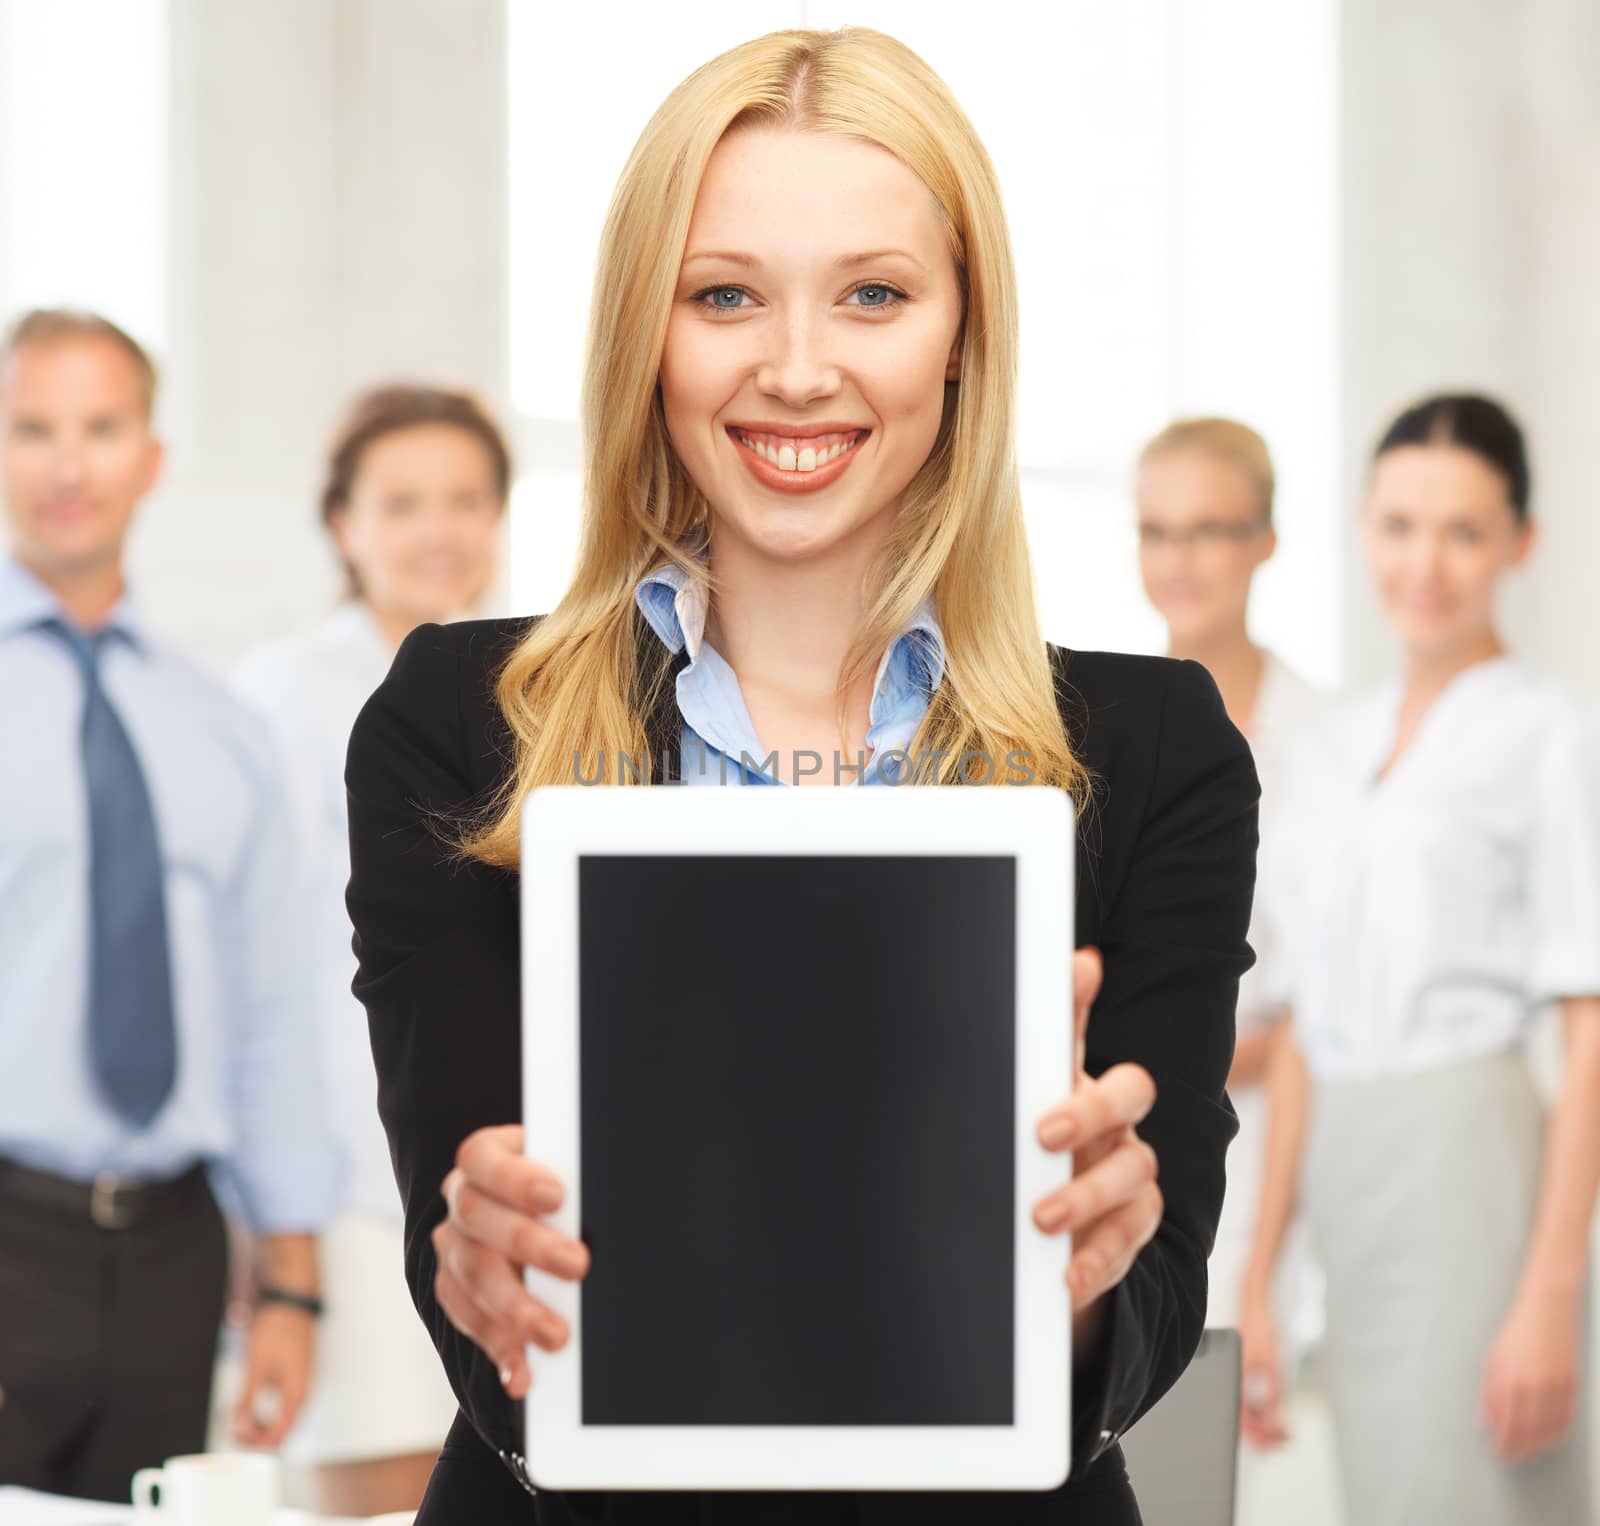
0, 1159, 228, 1503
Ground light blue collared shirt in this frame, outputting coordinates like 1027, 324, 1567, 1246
0, 555, 341, 1231
633, 557, 945, 786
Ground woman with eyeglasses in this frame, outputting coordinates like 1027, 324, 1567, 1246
1242, 394, 1600, 1525
1132, 418, 1323, 1497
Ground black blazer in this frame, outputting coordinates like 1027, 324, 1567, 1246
345, 615, 1259, 1526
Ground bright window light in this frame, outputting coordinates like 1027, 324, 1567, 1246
0, 0, 169, 351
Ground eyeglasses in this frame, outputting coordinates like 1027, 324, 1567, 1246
1137, 518, 1270, 550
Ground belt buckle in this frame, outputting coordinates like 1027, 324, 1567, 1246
91, 1171, 134, 1230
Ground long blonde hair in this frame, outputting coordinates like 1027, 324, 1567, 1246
1138, 416, 1276, 524
462, 26, 1087, 869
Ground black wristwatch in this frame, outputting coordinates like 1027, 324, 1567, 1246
257, 1284, 326, 1319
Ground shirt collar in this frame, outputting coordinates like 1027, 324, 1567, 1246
325, 597, 395, 659
632, 553, 947, 698
0, 552, 150, 651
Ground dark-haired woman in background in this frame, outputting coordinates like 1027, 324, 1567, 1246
1242, 394, 1600, 1523
232, 385, 512, 1516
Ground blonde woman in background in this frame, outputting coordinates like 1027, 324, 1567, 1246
1245, 393, 1600, 1525
1131, 419, 1322, 1493
231, 384, 512, 1517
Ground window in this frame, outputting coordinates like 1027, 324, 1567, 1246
507, 0, 1341, 683
0, 0, 169, 352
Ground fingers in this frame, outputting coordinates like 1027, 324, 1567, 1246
230, 1369, 266, 1445
1492, 1376, 1576, 1464
1033, 1130, 1157, 1235
1494, 1383, 1531, 1463
232, 1368, 295, 1449
435, 1244, 533, 1400
444, 1169, 589, 1281
230, 1314, 313, 1449
1240, 1362, 1287, 1449
1071, 947, 1103, 1069
437, 1127, 584, 1400
454, 1125, 565, 1216
433, 1218, 575, 1402
250, 1385, 300, 1449
1037, 1063, 1157, 1154
1501, 1387, 1535, 1464
1240, 1398, 1288, 1449
1064, 1181, 1162, 1308
433, 1218, 573, 1354
1531, 1385, 1577, 1460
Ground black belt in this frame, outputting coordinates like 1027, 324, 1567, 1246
0, 1157, 213, 1230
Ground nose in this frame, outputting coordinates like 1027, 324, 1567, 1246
1410, 530, 1448, 583
51, 435, 88, 491
755, 309, 841, 409
418, 501, 456, 548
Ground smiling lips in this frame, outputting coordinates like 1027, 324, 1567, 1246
727, 425, 869, 493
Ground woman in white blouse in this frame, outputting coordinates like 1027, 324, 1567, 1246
1244, 394, 1600, 1524
1130, 418, 1323, 1499
232, 384, 511, 1516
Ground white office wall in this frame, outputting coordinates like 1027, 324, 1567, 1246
1339, 0, 1600, 700
151, 0, 511, 667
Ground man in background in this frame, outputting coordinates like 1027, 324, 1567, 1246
0, 308, 340, 1501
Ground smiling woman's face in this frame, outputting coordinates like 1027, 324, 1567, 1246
658, 127, 964, 567
1362, 443, 1532, 655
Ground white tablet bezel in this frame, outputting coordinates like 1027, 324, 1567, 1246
520, 783, 1074, 1491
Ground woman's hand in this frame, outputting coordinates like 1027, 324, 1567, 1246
435, 1123, 591, 1400
1032, 948, 1162, 1319
1480, 1285, 1582, 1463
1237, 1284, 1289, 1450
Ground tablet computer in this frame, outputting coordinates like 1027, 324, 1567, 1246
520, 784, 1074, 1491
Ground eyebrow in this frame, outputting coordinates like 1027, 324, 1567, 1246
681, 247, 926, 272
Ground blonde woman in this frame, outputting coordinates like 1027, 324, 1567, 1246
1131, 419, 1322, 1474
232, 385, 510, 1516
1246, 394, 1600, 1524
345, 29, 1260, 1524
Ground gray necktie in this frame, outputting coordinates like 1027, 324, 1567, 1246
40, 617, 177, 1128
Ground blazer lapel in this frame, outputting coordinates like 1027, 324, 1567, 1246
634, 607, 691, 784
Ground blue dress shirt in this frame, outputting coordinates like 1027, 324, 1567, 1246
0, 555, 341, 1231
633, 557, 945, 786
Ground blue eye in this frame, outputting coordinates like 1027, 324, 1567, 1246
694, 285, 752, 312
845, 282, 906, 311
689, 281, 907, 314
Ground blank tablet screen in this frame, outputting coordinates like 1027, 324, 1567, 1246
576, 854, 1017, 1427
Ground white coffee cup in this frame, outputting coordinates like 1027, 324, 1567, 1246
131, 1451, 279, 1524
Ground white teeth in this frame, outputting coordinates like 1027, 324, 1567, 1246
734, 429, 862, 470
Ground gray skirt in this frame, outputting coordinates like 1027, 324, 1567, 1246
1305, 1046, 1592, 1526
